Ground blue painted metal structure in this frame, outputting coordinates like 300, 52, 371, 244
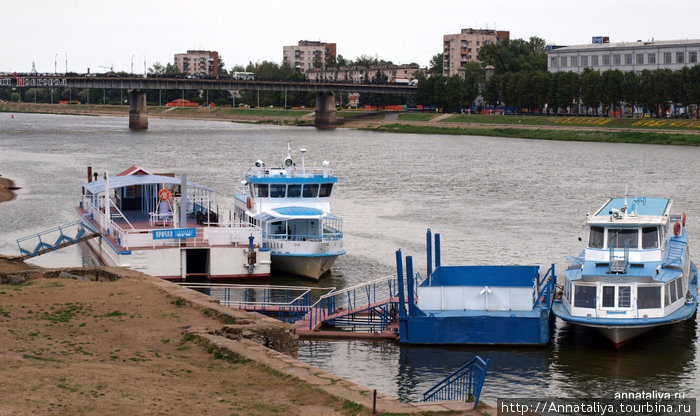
397, 229, 556, 345
423, 355, 489, 408
16, 219, 99, 259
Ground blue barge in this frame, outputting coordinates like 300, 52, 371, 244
396, 230, 556, 345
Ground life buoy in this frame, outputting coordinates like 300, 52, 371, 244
682, 212, 686, 227
246, 197, 251, 209
158, 188, 170, 200
673, 222, 682, 236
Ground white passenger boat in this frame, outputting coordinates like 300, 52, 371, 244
553, 196, 697, 347
234, 144, 344, 280
77, 166, 270, 281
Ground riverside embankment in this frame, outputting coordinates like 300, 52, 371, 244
2, 102, 699, 145
0, 256, 493, 415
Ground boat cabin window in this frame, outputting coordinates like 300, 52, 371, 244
287, 184, 301, 198
665, 282, 675, 306
254, 184, 269, 198
574, 285, 596, 308
270, 184, 286, 198
618, 286, 631, 308
675, 278, 684, 300
607, 228, 638, 249
602, 286, 615, 307
303, 184, 319, 198
589, 226, 604, 248
642, 227, 659, 249
319, 183, 333, 197
637, 286, 661, 309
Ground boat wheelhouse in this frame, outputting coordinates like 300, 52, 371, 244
78, 166, 270, 281
234, 144, 344, 280
553, 197, 697, 347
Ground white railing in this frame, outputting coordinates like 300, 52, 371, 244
81, 196, 262, 249
247, 166, 333, 179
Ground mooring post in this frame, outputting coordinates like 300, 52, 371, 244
426, 228, 432, 279
395, 250, 406, 318
435, 233, 441, 269
406, 255, 415, 316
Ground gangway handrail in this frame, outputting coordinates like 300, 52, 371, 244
16, 219, 99, 259
423, 355, 489, 408
305, 274, 399, 331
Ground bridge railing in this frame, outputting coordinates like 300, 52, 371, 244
423, 355, 489, 408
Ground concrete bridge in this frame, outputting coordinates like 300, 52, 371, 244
4, 75, 416, 129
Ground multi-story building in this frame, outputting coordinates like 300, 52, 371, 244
306, 64, 425, 83
283, 41, 336, 74
173, 50, 219, 76
443, 28, 510, 77
547, 38, 700, 74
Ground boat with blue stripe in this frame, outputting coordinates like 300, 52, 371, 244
234, 143, 344, 280
553, 196, 697, 347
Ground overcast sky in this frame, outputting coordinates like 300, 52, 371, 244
3, 0, 699, 74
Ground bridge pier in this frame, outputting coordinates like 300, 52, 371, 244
314, 92, 337, 129
128, 90, 148, 130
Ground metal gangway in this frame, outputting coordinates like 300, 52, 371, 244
294, 274, 402, 337
423, 355, 490, 408
16, 219, 99, 260
176, 283, 335, 323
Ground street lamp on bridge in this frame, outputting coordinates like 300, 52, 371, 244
131, 55, 135, 75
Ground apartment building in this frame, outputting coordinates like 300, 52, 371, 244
305, 64, 425, 83
173, 50, 219, 76
547, 38, 700, 74
283, 40, 337, 74
443, 28, 510, 77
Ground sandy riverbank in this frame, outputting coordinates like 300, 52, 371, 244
0, 177, 17, 203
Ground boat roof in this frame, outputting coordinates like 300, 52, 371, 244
588, 197, 671, 225
245, 173, 337, 184
255, 206, 340, 222
84, 174, 212, 194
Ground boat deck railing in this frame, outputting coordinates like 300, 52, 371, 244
81, 196, 262, 250
246, 166, 333, 179
264, 233, 343, 243
423, 355, 489, 408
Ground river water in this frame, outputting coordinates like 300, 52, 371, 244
1, 113, 698, 403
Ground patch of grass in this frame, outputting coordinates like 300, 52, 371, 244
171, 298, 185, 306
398, 113, 439, 121
23, 354, 62, 363
42, 303, 86, 323
101, 310, 127, 318
441, 114, 700, 131
342, 400, 365, 413
366, 123, 700, 146
0, 306, 10, 318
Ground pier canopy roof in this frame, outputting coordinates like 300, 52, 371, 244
83, 174, 212, 194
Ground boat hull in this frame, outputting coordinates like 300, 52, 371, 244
271, 253, 339, 280
552, 293, 697, 348
86, 236, 271, 281
399, 307, 553, 345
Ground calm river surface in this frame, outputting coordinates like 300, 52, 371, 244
1, 113, 698, 402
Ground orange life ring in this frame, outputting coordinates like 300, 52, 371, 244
682, 212, 686, 227
158, 189, 170, 201
246, 197, 252, 209
673, 221, 682, 236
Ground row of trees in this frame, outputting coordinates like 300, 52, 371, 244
417, 36, 700, 116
